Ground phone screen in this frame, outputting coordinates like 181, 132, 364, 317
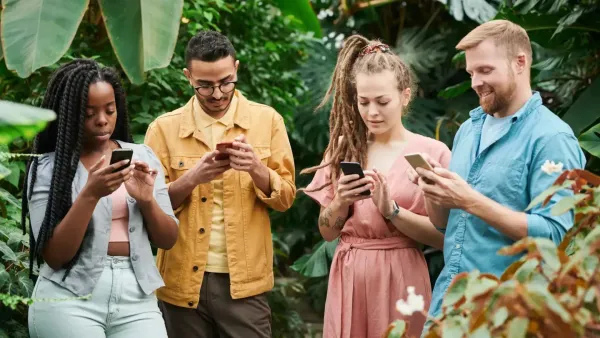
110, 149, 133, 172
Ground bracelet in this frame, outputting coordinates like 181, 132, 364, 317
385, 200, 400, 220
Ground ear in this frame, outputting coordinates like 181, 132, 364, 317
183, 68, 193, 85
402, 87, 412, 107
515, 53, 527, 74
234, 59, 240, 72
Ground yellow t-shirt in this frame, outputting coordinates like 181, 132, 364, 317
193, 95, 237, 273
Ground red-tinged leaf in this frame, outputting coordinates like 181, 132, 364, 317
527, 182, 571, 211
574, 169, 600, 187
555, 170, 571, 185
443, 272, 470, 308
498, 238, 534, 256
551, 194, 588, 216
501, 258, 527, 281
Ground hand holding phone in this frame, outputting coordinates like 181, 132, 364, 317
339, 161, 371, 196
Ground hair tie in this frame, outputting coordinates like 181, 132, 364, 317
359, 43, 391, 56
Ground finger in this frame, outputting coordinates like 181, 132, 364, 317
433, 167, 459, 180
98, 159, 131, 175
231, 141, 253, 152
343, 177, 372, 190
203, 150, 219, 161
416, 168, 446, 186
211, 159, 231, 168
90, 155, 107, 171
227, 147, 253, 159
339, 174, 360, 183
234, 134, 246, 143
105, 165, 135, 181
133, 161, 150, 172
429, 158, 442, 168
345, 183, 373, 196
406, 168, 418, 183
363, 171, 380, 183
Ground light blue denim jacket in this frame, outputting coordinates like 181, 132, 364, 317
428, 92, 587, 318
28, 141, 178, 296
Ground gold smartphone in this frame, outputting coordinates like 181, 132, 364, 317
404, 153, 434, 171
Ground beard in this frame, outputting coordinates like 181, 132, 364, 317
477, 74, 517, 116
198, 92, 233, 115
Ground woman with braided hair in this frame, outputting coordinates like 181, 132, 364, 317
22, 58, 178, 337
302, 35, 451, 337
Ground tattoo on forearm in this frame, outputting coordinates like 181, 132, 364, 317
318, 206, 345, 231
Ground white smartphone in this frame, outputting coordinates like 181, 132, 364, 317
404, 153, 434, 171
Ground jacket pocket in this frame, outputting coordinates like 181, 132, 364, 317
169, 156, 200, 180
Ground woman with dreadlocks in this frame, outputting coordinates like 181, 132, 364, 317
301, 36, 451, 337
22, 59, 178, 337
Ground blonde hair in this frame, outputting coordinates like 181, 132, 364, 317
456, 20, 532, 64
300, 34, 415, 192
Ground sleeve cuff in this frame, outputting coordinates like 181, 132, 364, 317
526, 213, 551, 239
254, 167, 282, 203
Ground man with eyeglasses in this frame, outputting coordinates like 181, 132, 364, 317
144, 30, 296, 338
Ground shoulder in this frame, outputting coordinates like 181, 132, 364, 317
528, 105, 576, 140
147, 106, 185, 132
245, 97, 284, 122
28, 152, 55, 187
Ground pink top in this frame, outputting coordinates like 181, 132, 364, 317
109, 184, 130, 242
303, 132, 451, 338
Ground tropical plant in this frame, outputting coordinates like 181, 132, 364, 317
386, 169, 600, 337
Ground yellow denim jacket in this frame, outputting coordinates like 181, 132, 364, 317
144, 92, 296, 308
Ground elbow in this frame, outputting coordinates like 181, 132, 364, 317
319, 229, 339, 242
42, 252, 68, 271
151, 219, 179, 250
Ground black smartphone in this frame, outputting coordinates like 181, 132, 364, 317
339, 161, 370, 196
110, 148, 133, 173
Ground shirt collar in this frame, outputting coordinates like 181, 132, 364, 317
193, 93, 238, 129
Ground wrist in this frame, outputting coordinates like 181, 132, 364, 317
331, 195, 351, 210
462, 189, 481, 213
384, 200, 400, 220
80, 186, 100, 204
249, 161, 267, 178
137, 198, 154, 210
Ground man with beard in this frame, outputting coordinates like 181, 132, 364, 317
144, 30, 296, 337
406, 20, 586, 323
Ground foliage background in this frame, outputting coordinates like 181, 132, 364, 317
1, 0, 599, 337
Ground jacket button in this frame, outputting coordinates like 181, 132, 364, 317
199, 228, 205, 234
201, 197, 207, 202
179, 161, 184, 168
193, 266, 199, 272
188, 301, 194, 307
129, 227, 135, 233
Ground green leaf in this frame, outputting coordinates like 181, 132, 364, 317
394, 28, 448, 75
507, 317, 529, 338
514, 258, 539, 283
442, 317, 466, 338
534, 238, 560, 271
561, 76, 600, 136
551, 193, 588, 216
272, 0, 322, 38
4, 162, 20, 188
0, 187, 19, 209
1, 0, 89, 78
0, 263, 9, 290
493, 307, 509, 328
16, 270, 33, 296
526, 283, 572, 322
438, 81, 471, 99
290, 238, 338, 278
98, 0, 184, 84
526, 181, 572, 211
465, 274, 498, 302
0, 163, 10, 181
387, 320, 407, 338
470, 325, 492, 338
442, 273, 468, 308
0, 241, 17, 262
579, 123, 600, 158
0, 100, 56, 145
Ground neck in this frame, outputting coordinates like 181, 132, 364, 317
81, 139, 113, 156
371, 122, 409, 144
495, 84, 532, 118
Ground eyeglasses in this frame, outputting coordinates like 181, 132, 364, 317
192, 81, 237, 97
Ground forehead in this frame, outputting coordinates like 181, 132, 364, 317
465, 39, 507, 70
188, 56, 236, 81
355, 70, 397, 96
87, 81, 115, 104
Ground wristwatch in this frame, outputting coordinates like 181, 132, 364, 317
385, 200, 400, 220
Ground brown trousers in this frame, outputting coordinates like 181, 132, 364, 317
159, 272, 271, 338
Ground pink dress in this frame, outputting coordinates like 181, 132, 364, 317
304, 133, 451, 338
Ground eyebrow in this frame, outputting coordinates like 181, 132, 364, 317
86, 101, 115, 108
358, 95, 388, 99
196, 74, 233, 84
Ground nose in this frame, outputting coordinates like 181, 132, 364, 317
211, 87, 224, 100
471, 74, 483, 90
367, 103, 379, 117
96, 112, 109, 126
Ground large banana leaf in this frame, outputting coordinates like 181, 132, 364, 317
0, 101, 56, 145
394, 28, 448, 76
0, 0, 89, 78
437, 0, 499, 23
98, 0, 183, 84
561, 76, 600, 136
579, 123, 600, 158
273, 0, 321, 38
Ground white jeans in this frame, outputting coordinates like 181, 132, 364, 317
28, 256, 167, 338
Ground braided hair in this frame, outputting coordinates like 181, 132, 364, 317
300, 35, 415, 192
21, 59, 132, 278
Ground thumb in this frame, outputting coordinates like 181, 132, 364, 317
433, 167, 456, 179
90, 155, 106, 171
235, 134, 246, 142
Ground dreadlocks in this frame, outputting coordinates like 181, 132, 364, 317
21, 59, 132, 279
300, 35, 415, 192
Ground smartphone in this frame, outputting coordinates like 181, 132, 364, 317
339, 161, 370, 196
110, 148, 133, 172
404, 153, 434, 171
215, 142, 234, 160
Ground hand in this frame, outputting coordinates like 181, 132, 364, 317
332, 173, 374, 208
416, 167, 479, 210
366, 169, 395, 217
124, 161, 158, 203
191, 150, 231, 185
227, 134, 262, 174
82, 156, 135, 200
406, 153, 442, 185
